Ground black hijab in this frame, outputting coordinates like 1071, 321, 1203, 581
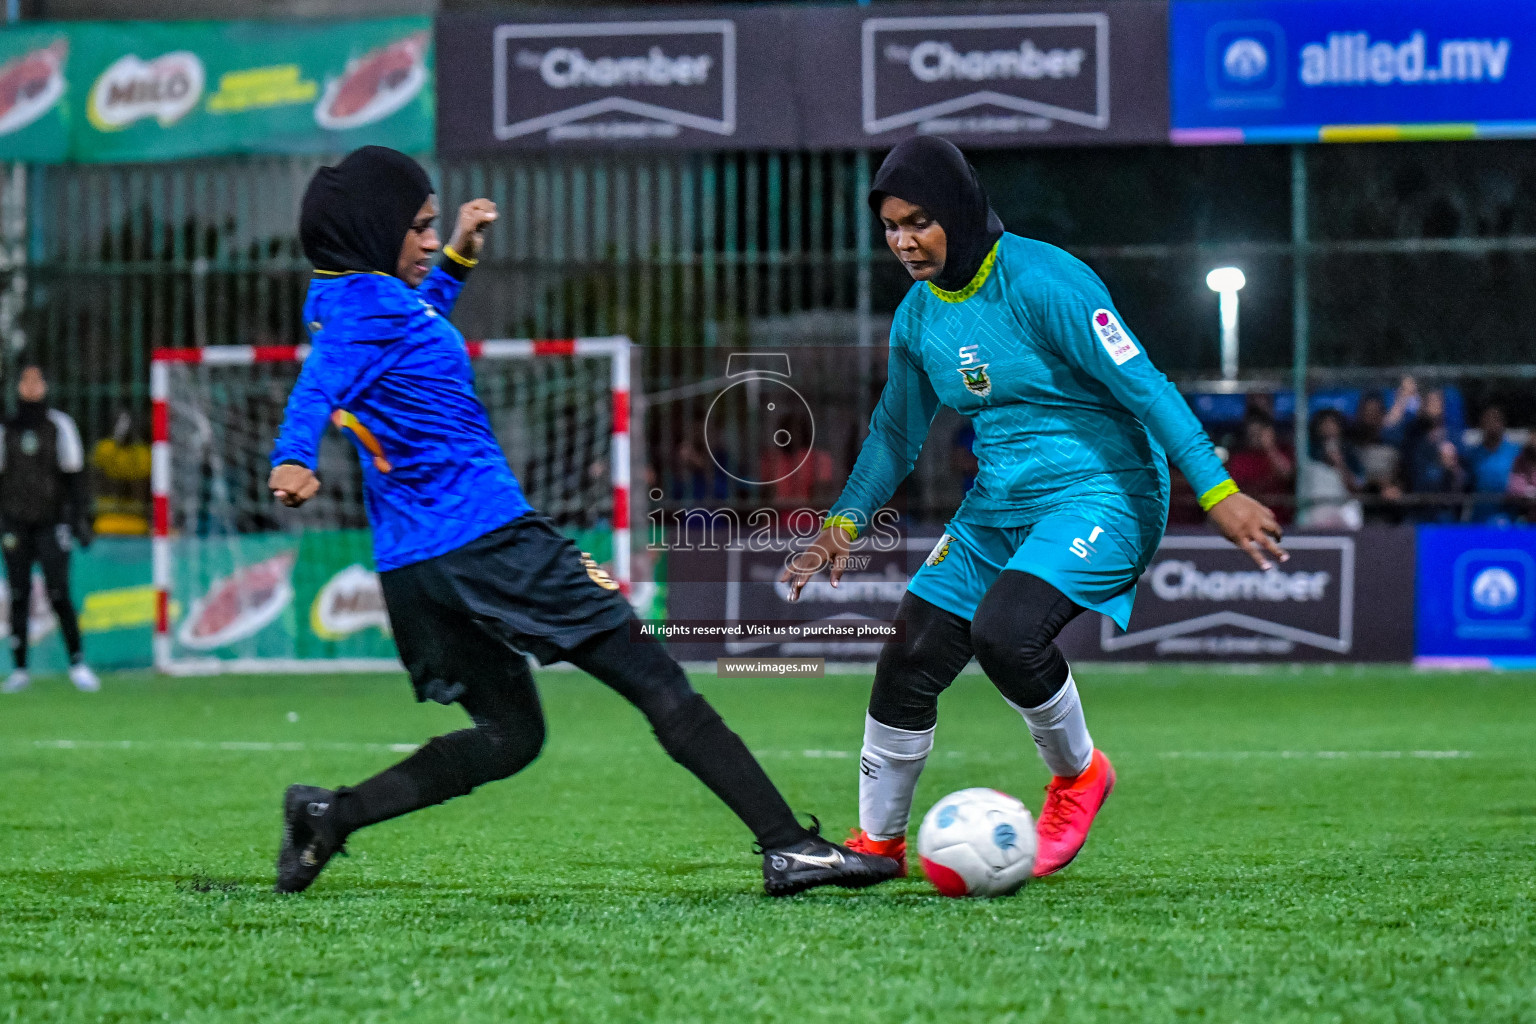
869, 136, 1003, 293
300, 146, 434, 274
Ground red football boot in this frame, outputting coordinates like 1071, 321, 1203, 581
1033, 749, 1115, 878
845, 828, 908, 878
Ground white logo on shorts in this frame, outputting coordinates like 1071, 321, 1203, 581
925, 533, 955, 567
1069, 525, 1104, 561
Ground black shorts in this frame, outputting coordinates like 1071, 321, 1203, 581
380, 514, 633, 704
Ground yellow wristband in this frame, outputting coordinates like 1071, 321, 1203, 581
443, 244, 478, 268
1198, 478, 1240, 512
823, 515, 858, 540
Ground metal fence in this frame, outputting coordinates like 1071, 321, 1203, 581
6, 143, 1536, 526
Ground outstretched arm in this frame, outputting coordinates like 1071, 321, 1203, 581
1033, 266, 1287, 569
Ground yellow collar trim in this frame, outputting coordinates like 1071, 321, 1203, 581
312, 269, 391, 277
927, 241, 999, 303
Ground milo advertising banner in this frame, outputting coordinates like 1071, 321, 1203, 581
161, 525, 624, 669
3, 537, 157, 673
168, 530, 396, 667
0, 24, 70, 161
0, 18, 433, 163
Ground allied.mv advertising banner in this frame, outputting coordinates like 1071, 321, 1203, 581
0, 18, 434, 163
1171, 0, 1536, 143
1415, 526, 1536, 668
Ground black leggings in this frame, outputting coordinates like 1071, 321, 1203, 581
3, 524, 83, 668
869, 571, 1085, 732
332, 626, 806, 849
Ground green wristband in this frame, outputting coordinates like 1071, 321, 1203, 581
1199, 479, 1240, 512
823, 515, 858, 540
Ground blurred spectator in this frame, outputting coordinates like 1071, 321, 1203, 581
1463, 404, 1521, 522
1402, 388, 1466, 522
1506, 440, 1536, 521
1350, 394, 1404, 494
759, 409, 836, 509
670, 414, 730, 502
1298, 409, 1364, 530
1226, 408, 1294, 524
90, 410, 152, 536
1379, 375, 1420, 445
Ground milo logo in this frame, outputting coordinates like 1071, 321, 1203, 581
88, 51, 204, 130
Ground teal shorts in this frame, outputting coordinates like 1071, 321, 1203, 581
907, 515, 1153, 630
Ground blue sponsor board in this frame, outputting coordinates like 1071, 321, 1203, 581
1416, 526, 1536, 667
1171, 0, 1536, 143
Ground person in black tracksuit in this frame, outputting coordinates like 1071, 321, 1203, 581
0, 364, 98, 693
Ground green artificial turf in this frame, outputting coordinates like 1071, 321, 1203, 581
2, 665, 1534, 1023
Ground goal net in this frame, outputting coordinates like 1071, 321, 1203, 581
151, 338, 633, 675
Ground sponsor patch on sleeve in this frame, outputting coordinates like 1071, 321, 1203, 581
1091, 309, 1140, 366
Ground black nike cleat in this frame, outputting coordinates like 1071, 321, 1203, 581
275, 784, 346, 894
762, 820, 901, 897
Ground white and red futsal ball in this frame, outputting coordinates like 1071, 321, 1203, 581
917, 788, 1037, 898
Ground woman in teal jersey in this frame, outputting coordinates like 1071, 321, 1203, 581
782, 137, 1286, 883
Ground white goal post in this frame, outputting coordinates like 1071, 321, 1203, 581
150, 337, 634, 675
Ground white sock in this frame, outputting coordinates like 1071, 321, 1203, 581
1006, 671, 1093, 778
859, 714, 935, 840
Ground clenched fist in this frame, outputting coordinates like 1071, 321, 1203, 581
449, 199, 497, 261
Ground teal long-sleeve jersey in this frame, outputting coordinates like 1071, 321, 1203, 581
829, 234, 1235, 549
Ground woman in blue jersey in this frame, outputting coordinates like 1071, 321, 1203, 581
267, 147, 895, 897
782, 137, 1286, 882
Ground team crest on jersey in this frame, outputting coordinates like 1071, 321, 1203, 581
925, 533, 955, 567
581, 552, 620, 591
958, 364, 992, 397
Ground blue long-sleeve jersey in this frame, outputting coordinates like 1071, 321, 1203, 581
271, 267, 531, 572
830, 234, 1234, 553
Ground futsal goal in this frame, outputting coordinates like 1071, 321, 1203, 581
150, 338, 633, 675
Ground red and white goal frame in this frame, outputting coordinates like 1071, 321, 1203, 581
150, 337, 634, 673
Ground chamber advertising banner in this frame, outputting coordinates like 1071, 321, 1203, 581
797, 1, 1169, 149
435, 2, 1169, 153
435, 7, 799, 153
1415, 525, 1536, 668
664, 537, 926, 663
666, 528, 1415, 664
1055, 529, 1417, 662
1171, 0, 1536, 144
0, 18, 434, 163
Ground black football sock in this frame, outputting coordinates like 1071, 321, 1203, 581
650, 693, 810, 850
333, 708, 545, 837
568, 627, 810, 851
332, 732, 523, 837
